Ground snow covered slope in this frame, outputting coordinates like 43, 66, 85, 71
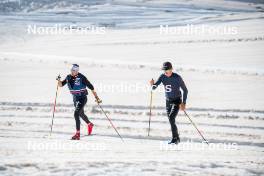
0, 0, 264, 175
0, 100, 263, 175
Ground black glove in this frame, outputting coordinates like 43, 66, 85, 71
95, 96, 102, 104
56, 75, 61, 81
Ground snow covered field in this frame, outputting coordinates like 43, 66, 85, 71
0, 0, 264, 175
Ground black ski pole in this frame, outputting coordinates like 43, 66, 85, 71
96, 102, 124, 142
148, 89, 153, 136
183, 110, 209, 145
50, 75, 60, 136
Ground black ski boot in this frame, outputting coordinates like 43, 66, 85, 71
168, 136, 180, 144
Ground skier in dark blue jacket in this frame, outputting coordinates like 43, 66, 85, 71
150, 62, 188, 144
57, 64, 101, 140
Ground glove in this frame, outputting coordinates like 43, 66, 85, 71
56, 75, 61, 81
180, 103, 186, 111
95, 96, 102, 104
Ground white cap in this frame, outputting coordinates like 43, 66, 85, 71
71, 64, 79, 72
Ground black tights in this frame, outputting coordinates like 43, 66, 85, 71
74, 96, 91, 131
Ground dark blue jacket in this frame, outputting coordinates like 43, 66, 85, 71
153, 72, 188, 104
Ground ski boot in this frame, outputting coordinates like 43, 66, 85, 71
71, 131, 80, 140
168, 136, 180, 144
88, 123, 94, 135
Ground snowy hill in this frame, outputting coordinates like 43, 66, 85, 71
0, 0, 264, 28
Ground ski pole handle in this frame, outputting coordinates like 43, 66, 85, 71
56, 74, 61, 81
150, 78, 154, 86
95, 97, 102, 104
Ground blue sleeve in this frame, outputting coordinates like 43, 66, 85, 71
152, 74, 163, 90
179, 76, 188, 104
